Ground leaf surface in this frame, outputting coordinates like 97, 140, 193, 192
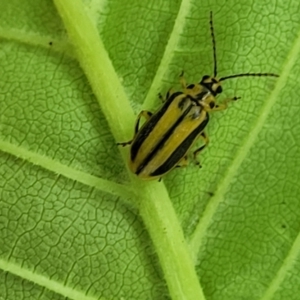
1, 0, 299, 299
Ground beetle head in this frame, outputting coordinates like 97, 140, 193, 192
200, 75, 223, 96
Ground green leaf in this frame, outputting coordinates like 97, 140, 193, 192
0, 0, 299, 300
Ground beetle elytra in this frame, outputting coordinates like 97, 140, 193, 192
118, 12, 278, 180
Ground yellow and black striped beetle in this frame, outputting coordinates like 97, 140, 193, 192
118, 12, 278, 180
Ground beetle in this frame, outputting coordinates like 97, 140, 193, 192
118, 12, 278, 180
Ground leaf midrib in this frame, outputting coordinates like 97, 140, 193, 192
143, 0, 192, 110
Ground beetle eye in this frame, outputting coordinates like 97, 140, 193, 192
216, 86, 222, 94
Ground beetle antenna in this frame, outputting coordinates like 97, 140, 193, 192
220, 72, 279, 81
210, 11, 217, 77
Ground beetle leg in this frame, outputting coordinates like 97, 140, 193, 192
179, 70, 187, 89
166, 88, 174, 100
176, 155, 189, 168
212, 96, 241, 111
134, 110, 153, 133
159, 88, 174, 102
158, 93, 164, 102
193, 131, 209, 166
117, 110, 153, 146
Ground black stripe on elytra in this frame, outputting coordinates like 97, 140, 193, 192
131, 91, 183, 161
150, 112, 210, 177
136, 96, 194, 175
